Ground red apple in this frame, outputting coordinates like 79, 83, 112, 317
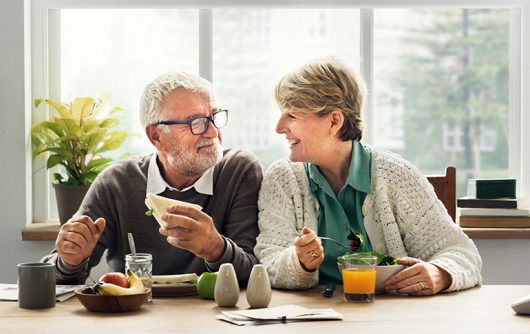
99, 272, 129, 288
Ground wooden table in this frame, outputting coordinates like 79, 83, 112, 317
1, 285, 529, 333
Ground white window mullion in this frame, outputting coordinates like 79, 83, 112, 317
508, 8, 522, 197
199, 9, 213, 82
520, 4, 530, 198
360, 8, 374, 145
31, 3, 59, 224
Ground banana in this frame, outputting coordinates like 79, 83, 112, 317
97, 270, 145, 296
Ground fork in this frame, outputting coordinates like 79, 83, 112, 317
318, 237, 350, 250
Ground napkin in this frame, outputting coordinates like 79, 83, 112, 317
218, 304, 343, 326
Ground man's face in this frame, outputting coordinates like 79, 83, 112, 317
154, 89, 223, 177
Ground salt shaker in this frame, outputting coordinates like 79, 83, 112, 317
246, 264, 271, 308
214, 263, 240, 307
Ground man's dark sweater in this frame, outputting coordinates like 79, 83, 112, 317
46, 149, 263, 285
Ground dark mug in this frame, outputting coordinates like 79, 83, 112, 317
17, 262, 56, 309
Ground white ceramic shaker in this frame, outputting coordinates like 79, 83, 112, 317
214, 263, 240, 307
246, 264, 272, 308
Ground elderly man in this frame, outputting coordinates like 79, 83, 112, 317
43, 72, 263, 285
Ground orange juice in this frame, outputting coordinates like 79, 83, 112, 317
342, 268, 376, 302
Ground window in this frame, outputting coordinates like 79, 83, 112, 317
373, 8, 510, 196
31, 1, 526, 223
212, 8, 359, 167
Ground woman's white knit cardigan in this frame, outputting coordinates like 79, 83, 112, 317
254, 148, 482, 291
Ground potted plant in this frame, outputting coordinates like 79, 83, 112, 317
32, 93, 128, 224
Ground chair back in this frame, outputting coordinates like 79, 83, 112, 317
426, 166, 456, 222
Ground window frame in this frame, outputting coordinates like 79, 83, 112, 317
30, 0, 529, 224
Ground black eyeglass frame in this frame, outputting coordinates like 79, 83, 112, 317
156, 109, 228, 135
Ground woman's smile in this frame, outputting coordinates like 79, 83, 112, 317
287, 138, 301, 147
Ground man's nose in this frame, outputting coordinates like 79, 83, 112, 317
202, 119, 218, 138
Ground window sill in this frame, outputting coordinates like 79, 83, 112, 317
21, 223, 530, 241
22, 223, 60, 241
461, 227, 530, 239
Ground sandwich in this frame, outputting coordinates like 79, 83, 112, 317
152, 273, 198, 285
145, 192, 202, 228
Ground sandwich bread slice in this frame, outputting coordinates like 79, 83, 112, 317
152, 273, 198, 285
145, 192, 202, 228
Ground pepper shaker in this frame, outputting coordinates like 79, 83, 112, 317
214, 263, 239, 307
246, 264, 272, 308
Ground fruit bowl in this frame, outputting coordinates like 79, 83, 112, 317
337, 263, 405, 293
75, 288, 150, 313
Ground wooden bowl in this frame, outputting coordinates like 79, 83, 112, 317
75, 288, 149, 313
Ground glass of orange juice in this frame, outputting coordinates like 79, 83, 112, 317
341, 254, 377, 302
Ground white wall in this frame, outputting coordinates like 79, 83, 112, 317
0, 0, 528, 285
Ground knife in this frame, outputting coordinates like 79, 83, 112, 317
323, 283, 336, 298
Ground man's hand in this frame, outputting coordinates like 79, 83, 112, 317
294, 226, 324, 272
159, 204, 225, 262
55, 215, 106, 266
384, 257, 452, 295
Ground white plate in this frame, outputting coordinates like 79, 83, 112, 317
152, 283, 197, 297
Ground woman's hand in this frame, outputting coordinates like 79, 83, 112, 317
384, 257, 452, 295
294, 227, 324, 272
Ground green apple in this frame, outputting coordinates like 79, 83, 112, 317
197, 271, 218, 299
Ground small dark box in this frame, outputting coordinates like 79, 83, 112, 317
467, 178, 516, 199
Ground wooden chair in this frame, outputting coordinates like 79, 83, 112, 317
426, 166, 456, 222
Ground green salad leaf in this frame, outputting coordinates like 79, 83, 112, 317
347, 231, 364, 252
335, 230, 398, 265
337, 251, 398, 266
145, 208, 154, 217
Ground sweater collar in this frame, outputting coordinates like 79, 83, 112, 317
146, 153, 214, 196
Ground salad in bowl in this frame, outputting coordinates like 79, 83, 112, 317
337, 232, 405, 293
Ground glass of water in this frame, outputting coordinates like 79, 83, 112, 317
125, 253, 153, 302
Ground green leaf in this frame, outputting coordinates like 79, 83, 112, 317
46, 154, 64, 169
71, 97, 96, 125
32, 95, 129, 185
108, 106, 123, 115
36, 99, 71, 118
39, 121, 64, 138
95, 131, 128, 153
86, 157, 112, 172
53, 173, 65, 183
145, 208, 154, 217
99, 117, 119, 129
92, 93, 111, 117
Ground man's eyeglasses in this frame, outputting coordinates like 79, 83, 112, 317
156, 109, 228, 135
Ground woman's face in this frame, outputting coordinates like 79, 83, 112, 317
275, 110, 331, 163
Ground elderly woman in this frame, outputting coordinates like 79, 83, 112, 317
254, 58, 482, 295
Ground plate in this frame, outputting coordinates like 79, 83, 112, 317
152, 283, 197, 297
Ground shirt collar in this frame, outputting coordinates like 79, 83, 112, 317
146, 153, 214, 196
306, 140, 371, 194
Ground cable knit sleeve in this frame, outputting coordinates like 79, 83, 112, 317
368, 150, 482, 292
254, 159, 320, 290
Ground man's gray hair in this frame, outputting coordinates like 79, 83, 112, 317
139, 72, 213, 127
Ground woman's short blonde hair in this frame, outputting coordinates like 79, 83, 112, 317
275, 57, 366, 141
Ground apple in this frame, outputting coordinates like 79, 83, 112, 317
196, 272, 218, 300
99, 272, 129, 288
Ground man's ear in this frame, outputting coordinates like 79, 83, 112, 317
146, 125, 160, 146
329, 110, 344, 137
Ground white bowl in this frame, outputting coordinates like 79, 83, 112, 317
337, 263, 405, 293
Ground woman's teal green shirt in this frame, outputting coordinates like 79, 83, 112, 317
304, 140, 372, 284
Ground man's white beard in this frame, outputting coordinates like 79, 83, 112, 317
167, 137, 223, 177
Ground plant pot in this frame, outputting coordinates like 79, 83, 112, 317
53, 183, 91, 225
